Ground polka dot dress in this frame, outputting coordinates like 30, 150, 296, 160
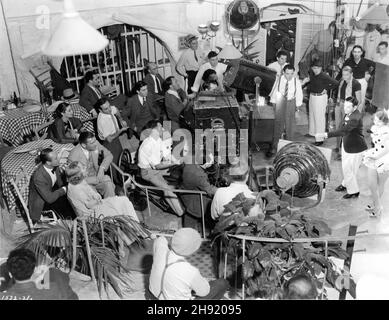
363, 125, 389, 173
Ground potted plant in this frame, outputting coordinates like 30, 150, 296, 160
17, 216, 150, 299
212, 192, 356, 300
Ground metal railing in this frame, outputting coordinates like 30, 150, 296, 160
110, 163, 208, 238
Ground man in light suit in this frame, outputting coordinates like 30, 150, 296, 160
29, 148, 76, 224
67, 131, 115, 198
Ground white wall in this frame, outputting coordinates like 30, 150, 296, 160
2, 0, 378, 100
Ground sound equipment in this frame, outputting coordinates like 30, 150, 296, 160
192, 92, 241, 130
372, 62, 389, 109
223, 59, 277, 96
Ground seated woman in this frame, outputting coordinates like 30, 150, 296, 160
201, 69, 221, 92
48, 102, 83, 144
65, 161, 139, 222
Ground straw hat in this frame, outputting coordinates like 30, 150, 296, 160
184, 34, 198, 46
62, 88, 79, 100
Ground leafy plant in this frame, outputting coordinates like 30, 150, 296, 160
17, 216, 150, 299
212, 193, 356, 300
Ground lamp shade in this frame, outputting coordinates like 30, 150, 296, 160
356, 4, 389, 25
218, 43, 243, 60
42, 0, 108, 56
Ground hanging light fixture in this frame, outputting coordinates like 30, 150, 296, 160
197, 21, 221, 39
42, 0, 108, 56
218, 42, 243, 60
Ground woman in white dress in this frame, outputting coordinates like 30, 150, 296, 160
363, 110, 389, 217
65, 161, 139, 222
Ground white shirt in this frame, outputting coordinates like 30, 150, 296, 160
150, 74, 161, 93
43, 166, 57, 187
267, 61, 288, 75
138, 133, 164, 169
211, 182, 255, 220
149, 237, 210, 300
176, 48, 204, 76
138, 94, 146, 106
191, 62, 228, 93
270, 75, 303, 106
97, 106, 120, 140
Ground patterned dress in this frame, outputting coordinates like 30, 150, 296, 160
363, 125, 389, 173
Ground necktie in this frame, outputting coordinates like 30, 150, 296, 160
51, 168, 56, 174
111, 113, 119, 133
194, 50, 198, 62
143, 97, 146, 105
284, 79, 289, 99
156, 77, 162, 94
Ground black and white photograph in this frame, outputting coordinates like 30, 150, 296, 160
1, 0, 389, 306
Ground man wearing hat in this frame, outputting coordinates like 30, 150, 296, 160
62, 88, 79, 102
303, 59, 338, 146
148, 228, 229, 300
176, 34, 204, 94
211, 157, 255, 220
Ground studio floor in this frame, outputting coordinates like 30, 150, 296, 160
1, 110, 388, 300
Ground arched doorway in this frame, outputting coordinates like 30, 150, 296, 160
60, 24, 173, 95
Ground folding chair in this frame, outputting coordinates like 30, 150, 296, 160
9, 166, 58, 233
30, 64, 54, 105
34, 120, 54, 140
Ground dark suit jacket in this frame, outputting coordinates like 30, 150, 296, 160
165, 88, 186, 123
180, 164, 217, 218
28, 165, 66, 221
144, 73, 164, 95
327, 109, 367, 153
266, 29, 281, 62
124, 94, 157, 132
47, 117, 83, 144
79, 85, 103, 112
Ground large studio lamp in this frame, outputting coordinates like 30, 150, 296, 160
42, 0, 108, 56
218, 42, 243, 60
355, 2, 389, 25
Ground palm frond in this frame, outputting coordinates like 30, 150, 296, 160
17, 221, 73, 265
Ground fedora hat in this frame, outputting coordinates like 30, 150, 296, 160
62, 88, 79, 100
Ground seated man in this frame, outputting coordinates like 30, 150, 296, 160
0, 248, 78, 300
282, 273, 318, 300
211, 159, 255, 220
144, 62, 165, 119
163, 76, 188, 133
96, 97, 128, 183
79, 68, 128, 117
124, 81, 159, 135
148, 228, 229, 300
137, 120, 184, 216
68, 131, 115, 198
180, 153, 217, 229
28, 148, 76, 224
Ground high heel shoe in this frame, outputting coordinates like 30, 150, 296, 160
368, 206, 383, 218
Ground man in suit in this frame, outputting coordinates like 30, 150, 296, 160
144, 62, 165, 120
315, 96, 367, 199
180, 153, 217, 231
67, 131, 115, 198
28, 148, 76, 224
163, 76, 187, 133
124, 81, 158, 135
79, 68, 128, 117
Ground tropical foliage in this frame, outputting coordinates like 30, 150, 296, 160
212, 192, 356, 300
17, 216, 150, 299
